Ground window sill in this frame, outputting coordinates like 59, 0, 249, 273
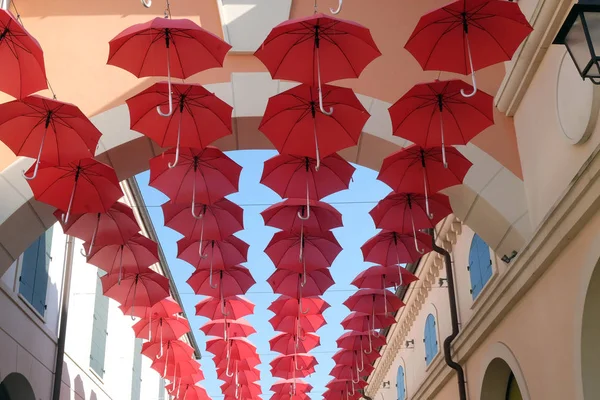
0, 280, 57, 344
425, 351, 441, 372
470, 270, 499, 310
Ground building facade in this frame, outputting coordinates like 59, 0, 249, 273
0, 179, 199, 400
0, 0, 599, 399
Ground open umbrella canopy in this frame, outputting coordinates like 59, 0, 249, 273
269, 332, 321, 355
268, 268, 335, 298
341, 312, 396, 332
261, 198, 343, 234
200, 318, 257, 339
344, 289, 405, 314
361, 230, 433, 265
261, 153, 355, 200
268, 295, 330, 316
330, 363, 375, 379
351, 265, 418, 289
141, 339, 194, 360
271, 379, 313, 395
336, 331, 386, 351
265, 230, 342, 270
0, 9, 47, 99
177, 236, 249, 270
101, 267, 170, 309
269, 313, 327, 334
85, 233, 160, 274
270, 354, 318, 379
187, 266, 256, 298
55, 202, 140, 248
195, 295, 255, 320
119, 297, 182, 319
218, 367, 261, 384
332, 349, 381, 366
175, 385, 210, 400
133, 315, 191, 341
206, 337, 258, 361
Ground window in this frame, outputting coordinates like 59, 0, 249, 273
131, 339, 143, 400
90, 273, 109, 378
468, 234, 493, 299
19, 227, 53, 316
396, 365, 406, 400
424, 314, 438, 366
158, 378, 166, 400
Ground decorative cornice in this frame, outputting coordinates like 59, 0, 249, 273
372, 141, 600, 399
366, 217, 458, 395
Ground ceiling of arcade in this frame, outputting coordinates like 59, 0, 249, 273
0, 0, 531, 269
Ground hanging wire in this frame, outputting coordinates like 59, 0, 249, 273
10, 0, 57, 99
164, 0, 172, 18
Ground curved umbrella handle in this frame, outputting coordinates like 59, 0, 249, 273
351, 367, 359, 384
167, 111, 183, 168
409, 207, 426, 255
358, 349, 364, 372
141, 0, 152, 7
191, 202, 205, 219
298, 178, 311, 220
80, 214, 100, 258
226, 354, 235, 377
221, 298, 230, 317
23, 122, 49, 180
60, 176, 79, 225
364, 331, 373, 354
209, 254, 218, 289
330, 0, 342, 14
460, 34, 477, 98
158, 46, 175, 117
295, 354, 305, 371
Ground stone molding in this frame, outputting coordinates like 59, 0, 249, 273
367, 138, 600, 398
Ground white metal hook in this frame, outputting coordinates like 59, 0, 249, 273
141, 0, 152, 7
191, 202, 204, 219
330, 0, 342, 14
351, 366, 359, 384
209, 249, 218, 289
297, 180, 311, 221
294, 354, 305, 371
460, 34, 478, 98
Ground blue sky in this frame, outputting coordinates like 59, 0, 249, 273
136, 149, 392, 399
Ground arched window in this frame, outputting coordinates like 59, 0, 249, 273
468, 234, 493, 299
424, 314, 438, 366
396, 365, 406, 400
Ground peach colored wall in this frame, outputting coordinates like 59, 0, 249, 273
0, 0, 522, 177
514, 45, 600, 228
444, 209, 600, 400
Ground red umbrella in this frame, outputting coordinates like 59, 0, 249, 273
272, 394, 311, 400
323, 389, 362, 400
26, 158, 123, 224
151, 357, 200, 378
389, 80, 494, 165
265, 230, 342, 280
333, 349, 380, 367
270, 354, 317, 379
369, 192, 452, 237
178, 237, 249, 289
0, 10, 47, 99
261, 154, 355, 202
261, 199, 342, 234
221, 382, 261, 399
268, 269, 335, 298
200, 318, 256, 340
344, 289, 405, 315
341, 312, 396, 332
327, 379, 368, 391
330, 363, 374, 379
221, 382, 262, 398
119, 297, 182, 319
187, 266, 255, 298
362, 230, 432, 264
162, 198, 244, 243
101, 267, 170, 315
378, 145, 471, 224
259, 83, 369, 168
0, 96, 102, 179
133, 315, 191, 342
206, 337, 257, 360
176, 385, 210, 400
55, 202, 140, 252
108, 17, 231, 117
269, 313, 326, 334
165, 374, 204, 395
271, 379, 313, 395
352, 265, 418, 290
336, 331, 386, 354
195, 295, 254, 320
218, 367, 260, 384
214, 356, 260, 371
150, 146, 241, 211
269, 332, 321, 355
142, 340, 194, 360
404, 0, 532, 96
268, 295, 330, 316
85, 234, 160, 281
127, 82, 232, 167
255, 13, 380, 115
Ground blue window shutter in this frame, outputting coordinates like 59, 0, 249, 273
19, 227, 53, 315
131, 339, 143, 400
397, 366, 406, 400
424, 314, 438, 365
90, 273, 109, 378
469, 234, 492, 299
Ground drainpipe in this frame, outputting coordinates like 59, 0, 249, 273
431, 232, 468, 400
52, 235, 75, 400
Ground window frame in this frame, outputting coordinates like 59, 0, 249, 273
424, 313, 438, 366
18, 227, 53, 317
396, 365, 406, 400
468, 233, 493, 300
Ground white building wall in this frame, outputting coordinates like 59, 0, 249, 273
0, 184, 181, 400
